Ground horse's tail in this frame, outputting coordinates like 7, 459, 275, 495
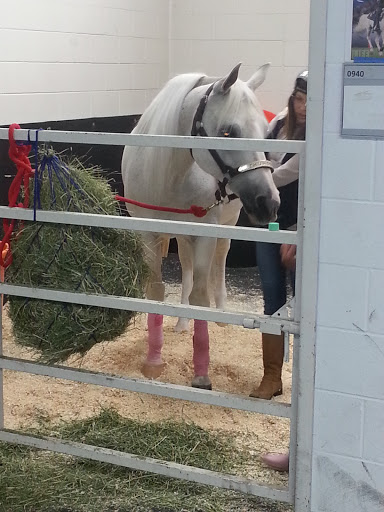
353, 9, 361, 27
122, 73, 208, 190
354, 13, 369, 33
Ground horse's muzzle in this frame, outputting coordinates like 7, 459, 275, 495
242, 193, 280, 226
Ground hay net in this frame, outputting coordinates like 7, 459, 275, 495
6, 149, 149, 363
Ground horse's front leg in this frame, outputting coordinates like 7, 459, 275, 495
376, 33, 384, 55
211, 238, 230, 327
211, 213, 239, 325
189, 237, 216, 390
367, 31, 374, 52
142, 234, 166, 379
174, 236, 193, 332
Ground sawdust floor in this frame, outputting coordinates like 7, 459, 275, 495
1, 260, 292, 488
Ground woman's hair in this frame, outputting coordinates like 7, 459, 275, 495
282, 70, 308, 140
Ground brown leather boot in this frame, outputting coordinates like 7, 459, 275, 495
250, 332, 284, 400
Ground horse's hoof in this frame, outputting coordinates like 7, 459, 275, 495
141, 362, 166, 379
191, 376, 212, 390
174, 318, 190, 332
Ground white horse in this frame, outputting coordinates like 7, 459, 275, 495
354, 13, 384, 56
121, 63, 280, 389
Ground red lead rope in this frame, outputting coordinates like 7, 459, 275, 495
0, 124, 34, 268
115, 195, 208, 218
116, 111, 277, 219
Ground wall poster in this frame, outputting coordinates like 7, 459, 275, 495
352, 0, 384, 62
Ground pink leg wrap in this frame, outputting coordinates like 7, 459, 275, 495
193, 320, 210, 376
146, 313, 164, 364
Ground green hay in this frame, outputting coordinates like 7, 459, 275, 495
0, 409, 292, 512
6, 151, 149, 363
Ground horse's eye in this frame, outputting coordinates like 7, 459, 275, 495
220, 124, 241, 138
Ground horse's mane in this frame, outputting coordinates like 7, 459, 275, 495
133, 73, 207, 136
126, 73, 210, 189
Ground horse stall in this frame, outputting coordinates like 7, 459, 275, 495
0, 1, 383, 512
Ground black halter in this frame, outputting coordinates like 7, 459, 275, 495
190, 82, 274, 181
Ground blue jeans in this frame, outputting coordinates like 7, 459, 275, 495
255, 242, 295, 315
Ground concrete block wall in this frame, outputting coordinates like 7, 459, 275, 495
169, 0, 310, 114
311, 1, 384, 510
0, 0, 310, 125
0, 0, 169, 124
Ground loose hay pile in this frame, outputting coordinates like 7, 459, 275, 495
0, 408, 292, 512
7, 151, 149, 363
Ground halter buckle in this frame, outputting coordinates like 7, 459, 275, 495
206, 201, 221, 211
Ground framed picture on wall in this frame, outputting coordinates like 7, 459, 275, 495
351, 0, 384, 62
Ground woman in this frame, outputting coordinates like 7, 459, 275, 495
250, 70, 307, 401
260, 243, 297, 473
368, 0, 384, 33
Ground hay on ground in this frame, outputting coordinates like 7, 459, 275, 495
0, 408, 292, 512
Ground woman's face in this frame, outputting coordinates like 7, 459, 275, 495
292, 91, 307, 125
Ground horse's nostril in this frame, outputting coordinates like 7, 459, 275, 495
254, 195, 279, 222
256, 195, 267, 210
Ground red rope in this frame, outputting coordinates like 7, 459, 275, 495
115, 195, 208, 218
0, 124, 34, 268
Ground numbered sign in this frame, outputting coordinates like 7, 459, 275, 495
342, 63, 384, 138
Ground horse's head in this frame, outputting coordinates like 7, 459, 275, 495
183, 63, 280, 225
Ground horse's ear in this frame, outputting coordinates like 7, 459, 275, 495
247, 63, 270, 92
213, 63, 241, 95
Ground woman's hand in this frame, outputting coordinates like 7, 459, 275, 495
280, 244, 296, 270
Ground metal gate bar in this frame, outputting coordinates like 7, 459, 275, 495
0, 128, 304, 153
0, 430, 291, 503
0, 205, 298, 244
0, 356, 291, 418
0, 283, 300, 334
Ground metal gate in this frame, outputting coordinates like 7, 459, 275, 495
0, 1, 327, 509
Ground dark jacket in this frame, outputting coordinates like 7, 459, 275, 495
266, 118, 299, 231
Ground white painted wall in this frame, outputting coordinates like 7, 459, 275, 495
311, 1, 384, 511
0, 0, 309, 125
169, 0, 310, 114
0, 0, 169, 124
